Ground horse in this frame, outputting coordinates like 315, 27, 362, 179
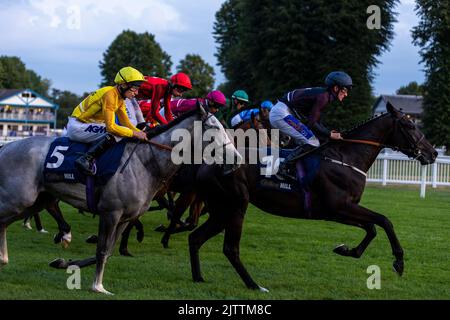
0, 105, 240, 294
188, 103, 437, 291
157, 108, 277, 249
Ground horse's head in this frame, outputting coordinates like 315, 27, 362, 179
386, 102, 437, 165
198, 102, 243, 167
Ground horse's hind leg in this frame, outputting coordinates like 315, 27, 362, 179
223, 211, 268, 292
0, 224, 8, 266
331, 218, 376, 258
188, 215, 225, 283
45, 199, 72, 247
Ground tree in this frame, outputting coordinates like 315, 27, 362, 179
396, 81, 424, 95
412, 0, 450, 151
176, 54, 215, 98
214, 0, 399, 130
0, 56, 51, 97
99, 30, 172, 86
51, 89, 81, 128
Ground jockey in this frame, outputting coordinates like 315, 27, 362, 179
230, 99, 273, 128
224, 89, 250, 127
136, 72, 192, 126
169, 90, 226, 117
269, 71, 352, 176
67, 66, 148, 175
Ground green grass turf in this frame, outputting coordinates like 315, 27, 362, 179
0, 185, 449, 300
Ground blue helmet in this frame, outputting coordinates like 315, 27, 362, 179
260, 100, 273, 110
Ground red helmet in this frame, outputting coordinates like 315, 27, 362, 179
170, 72, 192, 90
206, 90, 226, 107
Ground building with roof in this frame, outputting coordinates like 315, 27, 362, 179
0, 88, 58, 137
373, 94, 423, 126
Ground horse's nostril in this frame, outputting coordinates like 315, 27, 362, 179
434, 151, 438, 158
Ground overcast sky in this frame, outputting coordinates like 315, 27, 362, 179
0, 0, 423, 97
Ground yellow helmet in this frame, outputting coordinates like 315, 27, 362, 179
114, 66, 145, 86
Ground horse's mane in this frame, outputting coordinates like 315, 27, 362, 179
342, 112, 390, 135
146, 109, 199, 138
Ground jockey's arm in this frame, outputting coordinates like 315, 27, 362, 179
163, 93, 174, 123
103, 94, 134, 138
150, 85, 168, 125
116, 106, 140, 133
307, 95, 331, 139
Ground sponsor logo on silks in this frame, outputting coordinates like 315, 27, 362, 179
280, 182, 292, 190
84, 125, 106, 134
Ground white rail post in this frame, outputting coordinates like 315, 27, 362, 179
420, 165, 427, 198
382, 158, 388, 186
432, 162, 437, 188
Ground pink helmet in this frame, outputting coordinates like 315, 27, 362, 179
206, 90, 226, 107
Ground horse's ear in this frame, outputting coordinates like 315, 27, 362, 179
386, 101, 397, 115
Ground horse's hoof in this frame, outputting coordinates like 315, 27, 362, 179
23, 222, 32, 230
161, 238, 169, 249
54, 233, 62, 244
393, 259, 404, 276
85, 235, 98, 244
119, 250, 133, 257
91, 284, 114, 295
154, 224, 167, 232
193, 276, 205, 283
333, 244, 351, 256
38, 229, 49, 234
49, 258, 67, 269
258, 286, 269, 293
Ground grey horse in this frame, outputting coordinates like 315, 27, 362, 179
0, 106, 240, 294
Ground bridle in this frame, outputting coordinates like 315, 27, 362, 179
341, 114, 424, 160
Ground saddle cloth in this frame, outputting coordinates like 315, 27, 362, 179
43, 137, 127, 186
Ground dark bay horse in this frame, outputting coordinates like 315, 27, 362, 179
188, 103, 437, 291
0, 107, 240, 294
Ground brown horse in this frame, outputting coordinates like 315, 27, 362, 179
188, 103, 437, 291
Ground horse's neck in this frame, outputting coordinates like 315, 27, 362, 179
135, 114, 198, 177
324, 116, 393, 173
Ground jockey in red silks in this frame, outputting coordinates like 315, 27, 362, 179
136, 72, 192, 127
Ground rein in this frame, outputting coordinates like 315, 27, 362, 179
119, 139, 172, 174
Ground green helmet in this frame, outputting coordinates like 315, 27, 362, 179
231, 90, 249, 103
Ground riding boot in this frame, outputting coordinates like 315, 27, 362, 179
278, 144, 316, 178
75, 134, 116, 175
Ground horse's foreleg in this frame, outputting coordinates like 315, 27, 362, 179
330, 218, 377, 258
223, 211, 267, 292
92, 213, 121, 295
0, 224, 8, 266
188, 216, 225, 283
161, 191, 195, 248
338, 203, 404, 276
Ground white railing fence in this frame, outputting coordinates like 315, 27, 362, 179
367, 148, 450, 198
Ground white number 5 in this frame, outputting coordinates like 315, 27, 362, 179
46, 146, 69, 169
